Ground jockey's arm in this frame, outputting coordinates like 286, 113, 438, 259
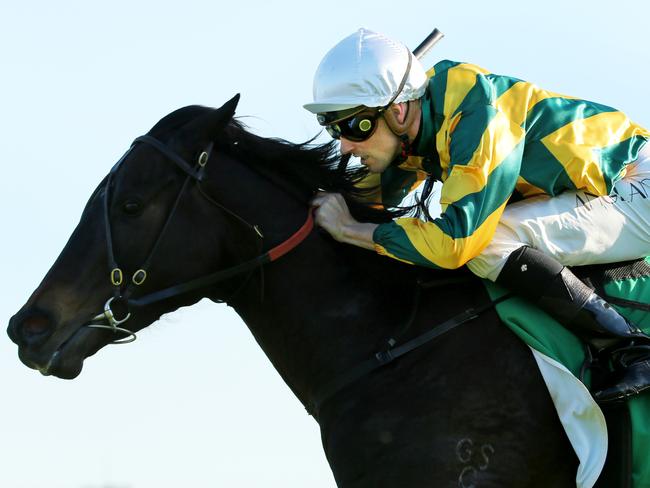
374, 106, 525, 269
316, 106, 527, 269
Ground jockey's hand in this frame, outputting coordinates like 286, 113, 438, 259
311, 192, 355, 241
310, 192, 378, 250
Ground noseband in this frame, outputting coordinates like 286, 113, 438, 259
88, 135, 314, 344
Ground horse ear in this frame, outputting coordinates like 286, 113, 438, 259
207, 93, 240, 134
220, 93, 240, 114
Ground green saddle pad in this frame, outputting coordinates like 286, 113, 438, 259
484, 256, 650, 488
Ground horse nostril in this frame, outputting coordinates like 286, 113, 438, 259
23, 315, 50, 335
8, 310, 55, 348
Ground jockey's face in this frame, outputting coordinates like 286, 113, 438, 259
339, 116, 401, 173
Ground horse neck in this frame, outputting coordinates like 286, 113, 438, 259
203, 144, 426, 410
228, 223, 417, 410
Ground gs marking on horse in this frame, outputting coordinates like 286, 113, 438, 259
456, 438, 495, 488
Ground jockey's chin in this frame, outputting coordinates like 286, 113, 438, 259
360, 155, 393, 173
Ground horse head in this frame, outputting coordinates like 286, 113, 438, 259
7, 94, 270, 379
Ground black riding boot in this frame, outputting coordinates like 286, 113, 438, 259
496, 246, 650, 403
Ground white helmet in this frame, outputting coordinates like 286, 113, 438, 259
304, 28, 428, 114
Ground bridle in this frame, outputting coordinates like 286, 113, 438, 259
87, 134, 314, 343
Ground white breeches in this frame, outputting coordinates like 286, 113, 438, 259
467, 144, 650, 282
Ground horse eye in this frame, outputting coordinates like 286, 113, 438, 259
122, 200, 142, 216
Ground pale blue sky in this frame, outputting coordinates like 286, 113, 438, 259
2, 1, 649, 487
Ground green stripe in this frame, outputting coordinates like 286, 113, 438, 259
414, 82, 441, 170
437, 139, 524, 239
599, 136, 649, 193
487, 74, 523, 100
431, 59, 462, 75
373, 222, 442, 269
449, 105, 498, 167
524, 97, 618, 139
452, 74, 490, 116
430, 64, 451, 126
521, 141, 577, 195
453, 73, 521, 116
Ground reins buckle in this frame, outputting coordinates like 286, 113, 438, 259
375, 350, 395, 365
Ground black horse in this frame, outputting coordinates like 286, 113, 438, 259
8, 96, 580, 487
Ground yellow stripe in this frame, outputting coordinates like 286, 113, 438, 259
398, 155, 427, 172
435, 64, 490, 175
395, 200, 508, 269
541, 111, 642, 194
440, 164, 485, 204
514, 175, 546, 197
495, 82, 576, 127
440, 111, 525, 204
374, 243, 416, 265
436, 112, 461, 175
443, 64, 488, 115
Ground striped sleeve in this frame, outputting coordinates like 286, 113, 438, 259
373, 105, 525, 269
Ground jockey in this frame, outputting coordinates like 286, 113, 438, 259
305, 28, 650, 404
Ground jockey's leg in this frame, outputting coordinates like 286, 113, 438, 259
492, 246, 650, 403
468, 143, 650, 280
466, 145, 650, 403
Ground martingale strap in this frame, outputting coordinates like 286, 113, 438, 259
307, 293, 512, 418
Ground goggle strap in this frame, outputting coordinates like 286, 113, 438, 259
318, 106, 367, 126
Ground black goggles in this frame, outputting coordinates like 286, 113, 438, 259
317, 107, 383, 142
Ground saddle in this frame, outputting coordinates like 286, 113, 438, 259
487, 256, 650, 488
574, 258, 650, 488
573, 256, 650, 325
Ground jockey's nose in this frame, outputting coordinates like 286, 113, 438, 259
339, 137, 356, 156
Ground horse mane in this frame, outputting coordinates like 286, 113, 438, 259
219, 119, 462, 287
147, 104, 425, 225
